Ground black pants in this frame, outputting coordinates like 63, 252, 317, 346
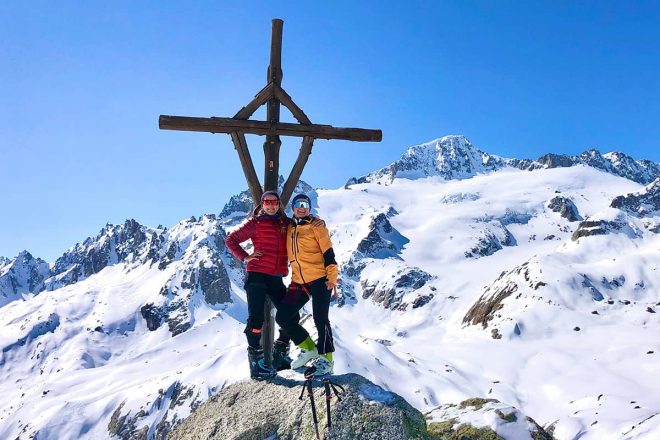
244, 272, 293, 348
275, 277, 335, 355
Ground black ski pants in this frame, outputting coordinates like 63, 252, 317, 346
244, 272, 293, 348
275, 277, 335, 355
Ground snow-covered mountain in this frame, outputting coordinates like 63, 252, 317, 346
0, 251, 49, 308
348, 135, 660, 186
1, 135, 659, 440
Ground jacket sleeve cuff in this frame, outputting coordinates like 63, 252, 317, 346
326, 264, 339, 285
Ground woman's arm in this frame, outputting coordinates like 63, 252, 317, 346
225, 218, 257, 261
312, 225, 339, 286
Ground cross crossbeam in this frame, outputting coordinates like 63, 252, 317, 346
159, 115, 382, 142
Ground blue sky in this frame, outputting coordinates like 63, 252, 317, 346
1, 1, 659, 262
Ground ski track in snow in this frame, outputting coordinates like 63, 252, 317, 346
1, 165, 659, 439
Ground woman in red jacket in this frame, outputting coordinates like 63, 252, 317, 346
225, 191, 322, 379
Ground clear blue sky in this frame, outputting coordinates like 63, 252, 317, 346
1, 1, 659, 262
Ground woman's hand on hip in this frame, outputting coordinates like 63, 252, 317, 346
244, 250, 263, 263
325, 279, 338, 299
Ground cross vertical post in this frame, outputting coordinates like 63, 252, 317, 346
261, 18, 284, 368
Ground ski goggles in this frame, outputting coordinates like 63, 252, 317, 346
262, 199, 279, 206
293, 200, 310, 209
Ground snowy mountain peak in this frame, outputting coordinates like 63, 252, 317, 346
0, 251, 49, 307
348, 135, 505, 185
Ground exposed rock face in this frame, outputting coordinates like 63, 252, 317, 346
338, 211, 433, 310
0, 251, 50, 307
218, 190, 254, 226
548, 196, 582, 222
464, 222, 516, 259
361, 266, 433, 310
140, 303, 165, 331
536, 153, 576, 169
169, 374, 428, 440
571, 218, 631, 241
611, 178, 660, 217
147, 215, 235, 336
356, 213, 409, 259
463, 261, 546, 331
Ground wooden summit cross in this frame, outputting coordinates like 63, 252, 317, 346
159, 19, 381, 366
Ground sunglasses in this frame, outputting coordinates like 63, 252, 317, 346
262, 199, 279, 206
293, 200, 310, 209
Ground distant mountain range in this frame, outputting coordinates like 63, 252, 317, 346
347, 135, 660, 186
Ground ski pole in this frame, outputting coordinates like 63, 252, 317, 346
324, 379, 332, 428
307, 378, 321, 440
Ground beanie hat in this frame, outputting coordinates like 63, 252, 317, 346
291, 193, 311, 208
261, 191, 280, 203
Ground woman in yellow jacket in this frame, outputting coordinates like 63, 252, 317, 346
275, 193, 339, 376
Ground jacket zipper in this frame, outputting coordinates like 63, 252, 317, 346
292, 224, 306, 284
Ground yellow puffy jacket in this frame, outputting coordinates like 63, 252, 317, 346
287, 216, 339, 285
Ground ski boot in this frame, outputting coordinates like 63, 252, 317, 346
247, 346, 276, 380
291, 346, 319, 370
272, 340, 293, 371
310, 356, 334, 376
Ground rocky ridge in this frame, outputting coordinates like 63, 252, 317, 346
0, 216, 239, 337
167, 374, 551, 440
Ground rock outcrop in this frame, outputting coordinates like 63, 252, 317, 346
570, 216, 637, 241
167, 374, 553, 440
464, 221, 516, 259
169, 374, 428, 440
356, 213, 409, 259
338, 211, 434, 310
610, 178, 660, 217
463, 261, 547, 334
361, 266, 434, 310
547, 196, 582, 222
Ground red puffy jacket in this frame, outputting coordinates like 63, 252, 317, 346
225, 213, 289, 276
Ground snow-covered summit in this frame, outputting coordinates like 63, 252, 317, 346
347, 135, 505, 185
0, 251, 49, 308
